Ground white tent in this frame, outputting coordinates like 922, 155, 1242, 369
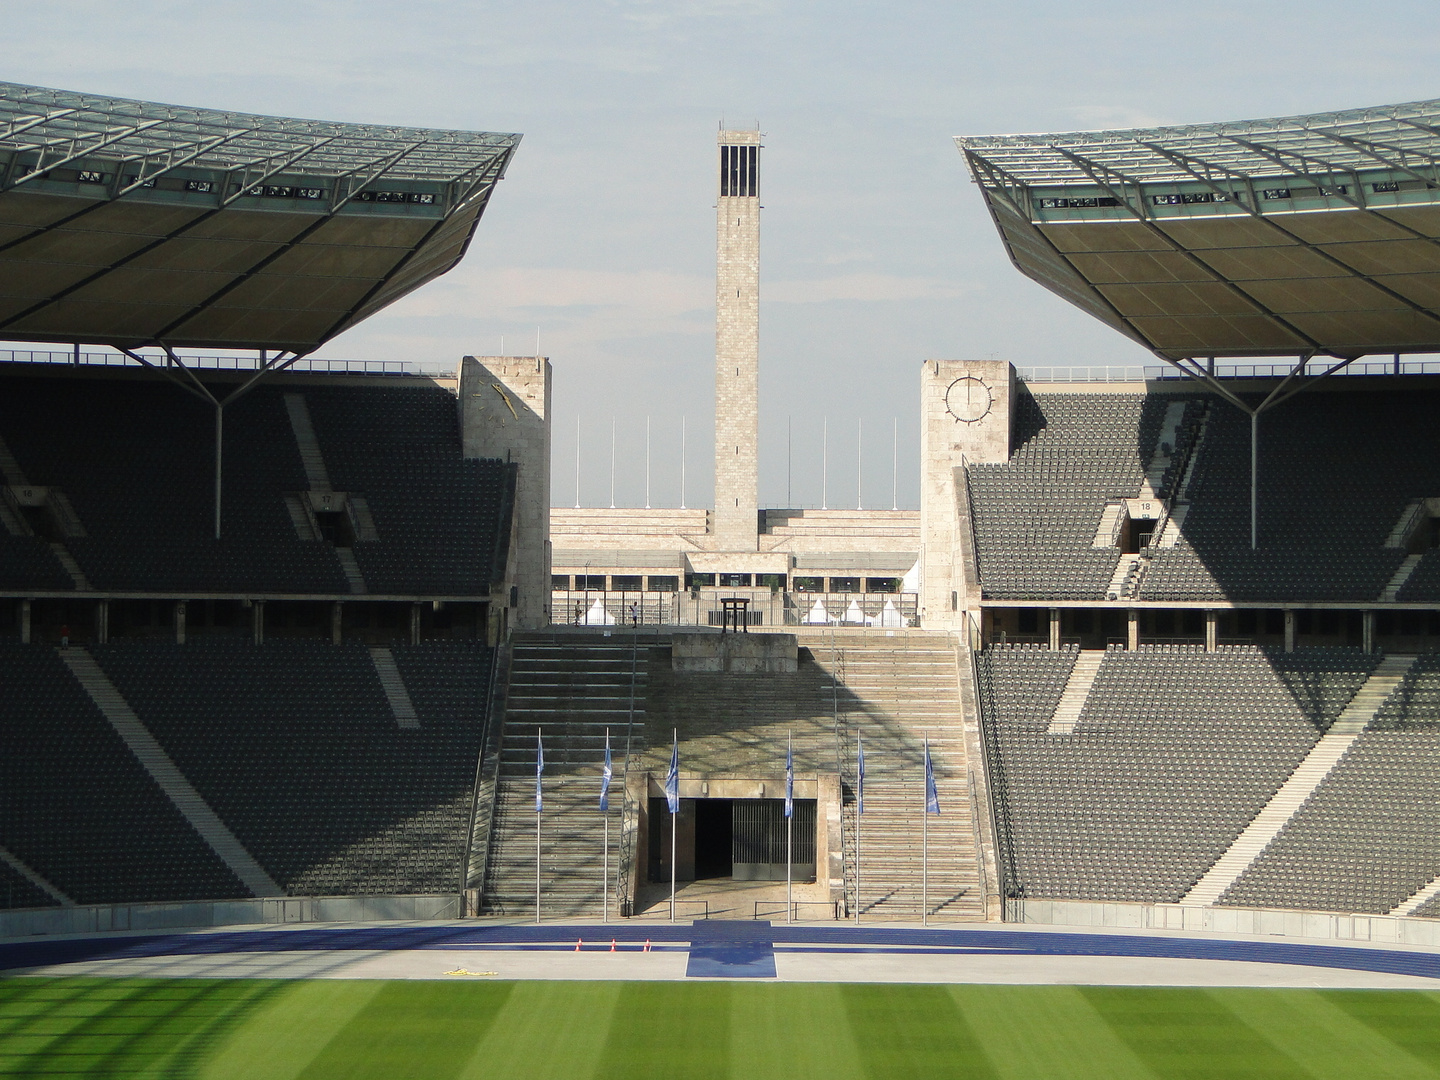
805, 599, 831, 624
901, 558, 921, 595
844, 599, 873, 626
880, 598, 904, 627
583, 598, 616, 625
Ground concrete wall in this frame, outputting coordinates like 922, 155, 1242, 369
713, 130, 762, 552
460, 356, 551, 629
0, 894, 462, 939
919, 360, 1014, 631
1008, 898, 1440, 946
671, 631, 798, 673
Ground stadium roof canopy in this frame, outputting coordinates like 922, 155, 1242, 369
0, 82, 520, 354
957, 101, 1440, 364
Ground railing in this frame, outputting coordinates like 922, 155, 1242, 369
549, 590, 920, 628
1020, 358, 1440, 383
753, 900, 841, 920
0, 347, 449, 376
615, 630, 642, 918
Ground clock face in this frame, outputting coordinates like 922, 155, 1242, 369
945, 376, 992, 423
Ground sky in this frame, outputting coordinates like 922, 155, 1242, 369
7, 2, 1440, 509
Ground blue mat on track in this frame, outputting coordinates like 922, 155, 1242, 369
684, 920, 777, 978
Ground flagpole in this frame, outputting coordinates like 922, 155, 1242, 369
602, 727, 610, 924
669, 728, 678, 923
786, 731, 794, 923
855, 735, 862, 925
922, 733, 929, 928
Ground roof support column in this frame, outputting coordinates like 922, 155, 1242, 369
213, 401, 223, 541
1251, 410, 1259, 550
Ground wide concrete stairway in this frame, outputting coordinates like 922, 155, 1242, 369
479, 633, 648, 917
800, 630, 985, 921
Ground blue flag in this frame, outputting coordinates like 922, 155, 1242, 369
784, 734, 794, 819
924, 738, 940, 815
600, 729, 612, 812
535, 732, 545, 814
665, 732, 679, 814
857, 736, 865, 816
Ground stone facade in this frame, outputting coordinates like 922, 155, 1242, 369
919, 359, 1015, 633
713, 129, 762, 552
460, 355, 551, 629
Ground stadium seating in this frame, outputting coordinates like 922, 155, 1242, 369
0, 639, 248, 906
90, 638, 493, 896
978, 644, 1378, 904
1217, 654, 1440, 913
0, 372, 514, 597
967, 386, 1440, 604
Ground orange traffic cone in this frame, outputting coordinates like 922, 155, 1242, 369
610, 938, 617, 953
575, 939, 582, 952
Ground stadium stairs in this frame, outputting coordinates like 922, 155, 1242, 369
797, 630, 986, 922
475, 629, 986, 921
477, 633, 644, 917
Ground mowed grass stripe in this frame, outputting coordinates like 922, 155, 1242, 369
1, 978, 285, 1078
1324, 990, 1440, 1063
1214, 988, 1440, 1080
842, 983, 997, 1078
592, 983, 731, 1080
7, 979, 1440, 1078
1080, 987, 1310, 1080
458, 981, 622, 1080
952, 986, 1160, 1080
292, 982, 515, 1080
197, 981, 383, 1080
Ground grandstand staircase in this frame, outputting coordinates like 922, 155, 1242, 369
478, 633, 646, 917
1380, 555, 1423, 601
1047, 651, 1104, 734
800, 630, 987, 921
0, 843, 70, 906
368, 648, 419, 729
283, 392, 368, 595
1181, 654, 1416, 907
57, 649, 282, 898
1392, 874, 1440, 916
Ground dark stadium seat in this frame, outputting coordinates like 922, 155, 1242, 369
91, 638, 494, 896
0, 639, 249, 906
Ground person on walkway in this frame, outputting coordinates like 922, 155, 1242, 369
59, 624, 69, 649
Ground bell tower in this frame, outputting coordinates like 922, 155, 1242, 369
713, 128, 761, 551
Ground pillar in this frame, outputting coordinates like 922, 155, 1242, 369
97, 599, 109, 645
1284, 609, 1295, 653
918, 359, 1016, 631
1363, 609, 1375, 654
410, 602, 422, 646
1205, 609, 1217, 653
253, 600, 265, 646
1048, 607, 1061, 650
20, 598, 30, 644
175, 600, 186, 645
1127, 608, 1139, 651
460, 356, 551, 629
712, 129, 762, 552
331, 601, 343, 646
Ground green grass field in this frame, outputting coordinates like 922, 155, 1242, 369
4, 978, 1440, 1078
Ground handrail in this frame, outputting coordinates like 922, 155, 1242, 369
970, 645, 1019, 911
753, 900, 840, 921
614, 628, 641, 916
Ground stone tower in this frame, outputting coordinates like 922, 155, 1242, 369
713, 129, 761, 551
